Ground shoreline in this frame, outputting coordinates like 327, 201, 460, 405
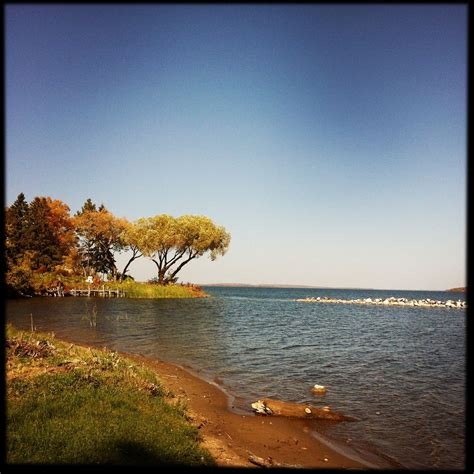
38, 331, 375, 468
7, 290, 464, 469
122, 351, 374, 469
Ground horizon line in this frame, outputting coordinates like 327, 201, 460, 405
192, 283, 464, 292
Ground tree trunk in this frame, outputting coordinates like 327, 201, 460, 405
167, 252, 198, 282
158, 269, 168, 284
121, 257, 135, 280
251, 399, 355, 421
152, 259, 167, 284
120, 249, 142, 281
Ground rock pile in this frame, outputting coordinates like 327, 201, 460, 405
295, 296, 467, 309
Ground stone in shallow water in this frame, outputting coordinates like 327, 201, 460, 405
311, 384, 327, 394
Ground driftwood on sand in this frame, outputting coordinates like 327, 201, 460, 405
248, 451, 303, 468
251, 398, 354, 421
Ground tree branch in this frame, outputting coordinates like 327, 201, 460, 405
151, 258, 161, 272
121, 247, 143, 280
165, 248, 187, 269
167, 252, 198, 281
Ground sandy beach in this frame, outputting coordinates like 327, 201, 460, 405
123, 351, 370, 469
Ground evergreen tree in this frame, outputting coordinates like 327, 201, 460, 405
5, 193, 30, 267
24, 197, 62, 271
74, 199, 126, 279
75, 198, 97, 216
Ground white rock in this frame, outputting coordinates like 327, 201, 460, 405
312, 384, 327, 394
251, 400, 272, 415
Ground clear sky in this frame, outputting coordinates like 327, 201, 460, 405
5, 4, 467, 290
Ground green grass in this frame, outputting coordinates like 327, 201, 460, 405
105, 280, 207, 299
6, 325, 215, 466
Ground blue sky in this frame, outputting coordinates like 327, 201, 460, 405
5, 5, 466, 290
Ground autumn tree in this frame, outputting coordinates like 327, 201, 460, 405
45, 197, 78, 273
133, 214, 230, 284
74, 200, 128, 279
5, 193, 80, 294
6, 194, 231, 293
22, 197, 63, 272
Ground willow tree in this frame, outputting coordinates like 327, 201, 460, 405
134, 214, 231, 284
119, 220, 144, 280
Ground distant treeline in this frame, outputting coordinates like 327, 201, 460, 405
5, 193, 230, 296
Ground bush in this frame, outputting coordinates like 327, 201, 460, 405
5, 267, 34, 297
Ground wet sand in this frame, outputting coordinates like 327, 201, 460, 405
123, 351, 372, 469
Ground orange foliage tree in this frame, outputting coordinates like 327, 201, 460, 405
74, 201, 128, 280
45, 197, 78, 274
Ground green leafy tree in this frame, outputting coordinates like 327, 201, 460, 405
76, 198, 97, 214
133, 214, 230, 284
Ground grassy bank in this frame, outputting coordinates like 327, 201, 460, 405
15, 272, 208, 299
107, 280, 207, 299
6, 324, 215, 466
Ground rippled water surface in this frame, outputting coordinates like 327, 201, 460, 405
6, 287, 466, 469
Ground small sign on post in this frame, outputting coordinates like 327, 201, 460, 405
86, 276, 93, 297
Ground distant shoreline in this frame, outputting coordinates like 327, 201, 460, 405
202, 283, 328, 289
201, 283, 464, 292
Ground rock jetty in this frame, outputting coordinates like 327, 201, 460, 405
295, 296, 467, 309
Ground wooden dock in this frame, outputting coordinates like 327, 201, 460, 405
69, 288, 125, 298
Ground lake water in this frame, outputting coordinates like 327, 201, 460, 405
6, 287, 466, 469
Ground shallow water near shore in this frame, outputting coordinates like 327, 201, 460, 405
6, 287, 466, 469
